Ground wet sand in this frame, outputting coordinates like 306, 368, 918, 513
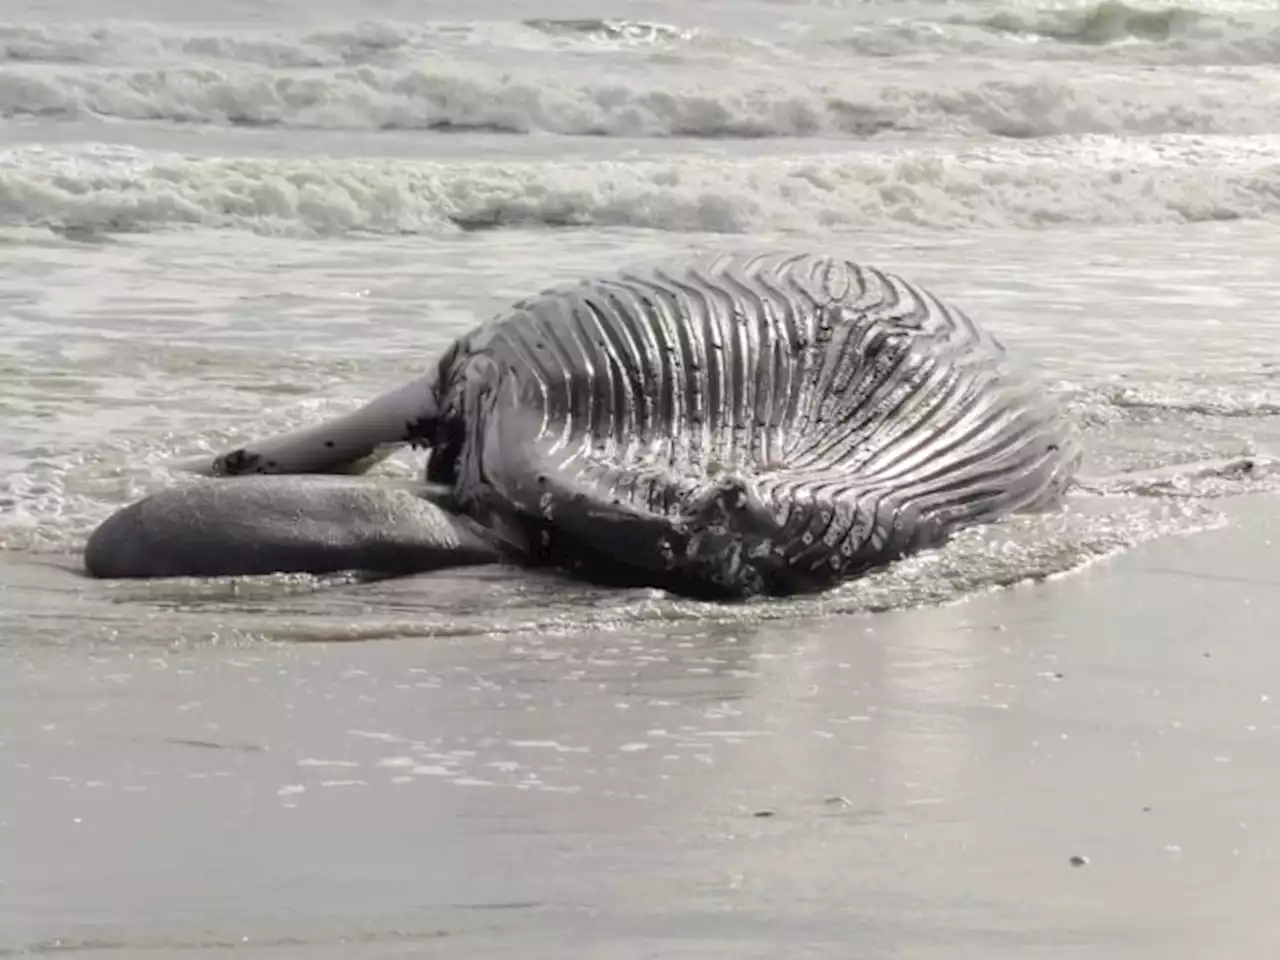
2, 493, 1279, 959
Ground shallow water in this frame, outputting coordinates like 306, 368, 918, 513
2, 0, 1280, 954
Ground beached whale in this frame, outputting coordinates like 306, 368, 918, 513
84, 251, 1084, 599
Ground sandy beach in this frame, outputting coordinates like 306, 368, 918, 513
2, 492, 1277, 958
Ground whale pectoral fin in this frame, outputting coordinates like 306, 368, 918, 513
189, 374, 440, 478
179, 443, 400, 478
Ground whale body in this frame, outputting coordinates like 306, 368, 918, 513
84, 251, 1083, 599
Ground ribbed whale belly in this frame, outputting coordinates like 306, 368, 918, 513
432, 251, 1083, 598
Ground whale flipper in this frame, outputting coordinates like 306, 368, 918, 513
190, 374, 442, 478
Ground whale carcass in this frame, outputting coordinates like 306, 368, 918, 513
84, 251, 1083, 599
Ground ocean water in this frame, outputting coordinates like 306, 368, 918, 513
2, 0, 1280, 956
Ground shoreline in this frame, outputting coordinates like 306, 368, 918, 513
2, 493, 1278, 957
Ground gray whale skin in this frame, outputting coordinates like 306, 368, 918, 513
84, 251, 1083, 600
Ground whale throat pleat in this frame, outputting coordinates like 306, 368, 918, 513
443, 251, 1082, 598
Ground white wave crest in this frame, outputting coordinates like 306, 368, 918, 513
1, 59, 1276, 139
2, 140, 1278, 238
972, 1, 1204, 47
830, 1, 1280, 66
520, 18, 697, 47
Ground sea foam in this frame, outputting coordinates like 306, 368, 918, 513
2, 139, 1277, 238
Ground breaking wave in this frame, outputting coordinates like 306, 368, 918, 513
521, 18, 697, 47
2, 141, 1278, 238
834, 1, 1280, 66
973, 1, 1203, 46
1, 59, 1277, 138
